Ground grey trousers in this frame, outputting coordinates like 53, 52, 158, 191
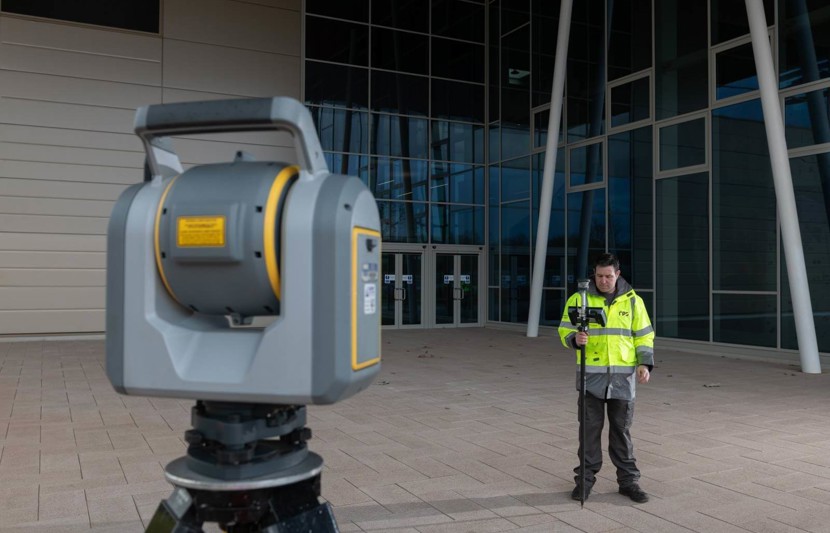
573, 394, 640, 488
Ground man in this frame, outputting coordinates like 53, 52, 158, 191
558, 253, 654, 504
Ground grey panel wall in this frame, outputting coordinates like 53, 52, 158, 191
0, 0, 302, 335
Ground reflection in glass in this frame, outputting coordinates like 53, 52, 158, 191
609, 126, 652, 289
430, 163, 484, 204
432, 37, 485, 83
780, 0, 830, 89
377, 201, 428, 243
656, 173, 709, 341
567, 189, 605, 284
532, 151, 566, 288
716, 43, 759, 100
501, 157, 530, 202
782, 153, 830, 352
567, 0, 605, 142
655, 1, 707, 119
501, 200, 530, 248
372, 27, 429, 75
659, 118, 705, 171
372, 114, 428, 159
401, 253, 422, 325
371, 158, 428, 201
714, 294, 776, 347
435, 254, 454, 324
610, 77, 650, 128
432, 79, 485, 123
784, 87, 830, 149
431, 121, 484, 164
381, 253, 396, 326
489, 123, 501, 163
541, 289, 564, 326
431, 204, 484, 245
713, 100, 776, 291
460, 254, 479, 323
432, 0, 484, 42
311, 107, 368, 154
607, 0, 651, 81
372, 71, 428, 116
323, 153, 369, 184
569, 142, 603, 187
502, 24, 531, 159
305, 17, 368, 65
305, 61, 368, 109
501, 256, 530, 323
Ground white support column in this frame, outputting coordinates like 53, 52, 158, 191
527, 0, 574, 337
746, 0, 821, 373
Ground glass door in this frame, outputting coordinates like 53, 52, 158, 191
381, 251, 423, 328
434, 253, 480, 327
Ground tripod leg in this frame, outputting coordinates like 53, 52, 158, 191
145, 488, 203, 533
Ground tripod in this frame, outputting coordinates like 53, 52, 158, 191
145, 402, 338, 532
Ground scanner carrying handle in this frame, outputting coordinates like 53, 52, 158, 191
135, 97, 329, 180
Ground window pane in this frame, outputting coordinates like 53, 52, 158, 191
431, 163, 484, 204
713, 100, 776, 291
656, 173, 709, 341
372, 0, 428, 32
567, 0, 605, 142
655, 1, 708, 119
531, 0, 560, 106
372, 71, 428, 116
610, 77, 650, 128
1, 0, 160, 33
306, 17, 368, 66
711, 0, 772, 44
432, 0, 485, 42
714, 294, 777, 347
323, 153, 369, 184
501, 200, 530, 247
489, 287, 500, 321
502, 24, 531, 157
501, 157, 530, 202
431, 204, 484, 244
780, 0, 830, 89
660, 118, 705, 171
311, 107, 368, 154
432, 38, 485, 83
566, 189, 606, 283
569, 143, 604, 187
432, 79, 485, 122
609, 126, 653, 289
305, 62, 368, 109
541, 289, 565, 326
784, 87, 830, 149
501, 259, 530, 322
372, 27, 429, 75
531, 151, 566, 288
372, 114, 428, 158
306, 0, 368, 22
377, 201, 428, 243
501, 0, 530, 35
370, 158, 429, 201
607, 0, 652, 81
430, 121, 484, 164
716, 43, 759, 100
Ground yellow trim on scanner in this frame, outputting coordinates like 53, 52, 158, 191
263, 165, 299, 301
352, 227, 382, 371
154, 175, 182, 304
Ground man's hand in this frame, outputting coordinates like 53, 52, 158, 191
575, 331, 589, 347
637, 365, 650, 384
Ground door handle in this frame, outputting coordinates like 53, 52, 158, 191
400, 288, 407, 301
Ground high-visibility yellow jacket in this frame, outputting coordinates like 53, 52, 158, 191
558, 277, 654, 400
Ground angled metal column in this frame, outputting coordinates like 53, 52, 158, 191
746, 0, 821, 373
527, 0, 573, 337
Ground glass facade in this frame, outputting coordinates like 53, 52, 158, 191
304, 0, 830, 355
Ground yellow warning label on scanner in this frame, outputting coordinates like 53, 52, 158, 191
177, 216, 226, 247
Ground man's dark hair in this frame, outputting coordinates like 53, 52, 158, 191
594, 252, 620, 271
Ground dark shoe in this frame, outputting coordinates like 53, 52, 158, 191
571, 484, 592, 501
619, 484, 649, 503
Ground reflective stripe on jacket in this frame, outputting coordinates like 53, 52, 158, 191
558, 277, 654, 400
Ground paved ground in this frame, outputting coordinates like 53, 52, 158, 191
2, 328, 830, 532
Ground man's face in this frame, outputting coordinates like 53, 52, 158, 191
594, 265, 620, 294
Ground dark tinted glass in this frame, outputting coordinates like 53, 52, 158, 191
370, 158, 429, 202
716, 43, 758, 99
531, 151, 566, 287
431, 121, 484, 164
377, 201, 428, 243
306, 0, 368, 22
431, 204, 484, 244
569, 143, 604, 187
712, 100, 776, 291
310, 107, 369, 154
432, 79, 485, 122
431, 163, 484, 204
785, 87, 830, 149
711, 0, 773, 44
531, 0, 560, 106
607, 0, 651, 80
305, 17, 368, 66
489, 4, 501, 119
501, 157, 530, 202
656, 173, 709, 341
1, 0, 159, 32
567, 0, 605, 142
660, 118, 706, 171
608, 126, 653, 289
372, 114, 428, 158
780, 0, 830, 88
372, 71, 428, 116
432, 0, 485, 42
566, 189, 606, 284
372, 0, 428, 32
323, 153, 369, 183
655, 1, 708, 119
489, 287, 500, 320
714, 294, 777, 347
502, 24, 531, 154
305, 62, 368, 109
501, 200, 530, 246
432, 38, 485, 83
371, 27, 429, 74
541, 289, 565, 326
610, 77, 650, 128
501, 0, 530, 35
500, 202, 530, 322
